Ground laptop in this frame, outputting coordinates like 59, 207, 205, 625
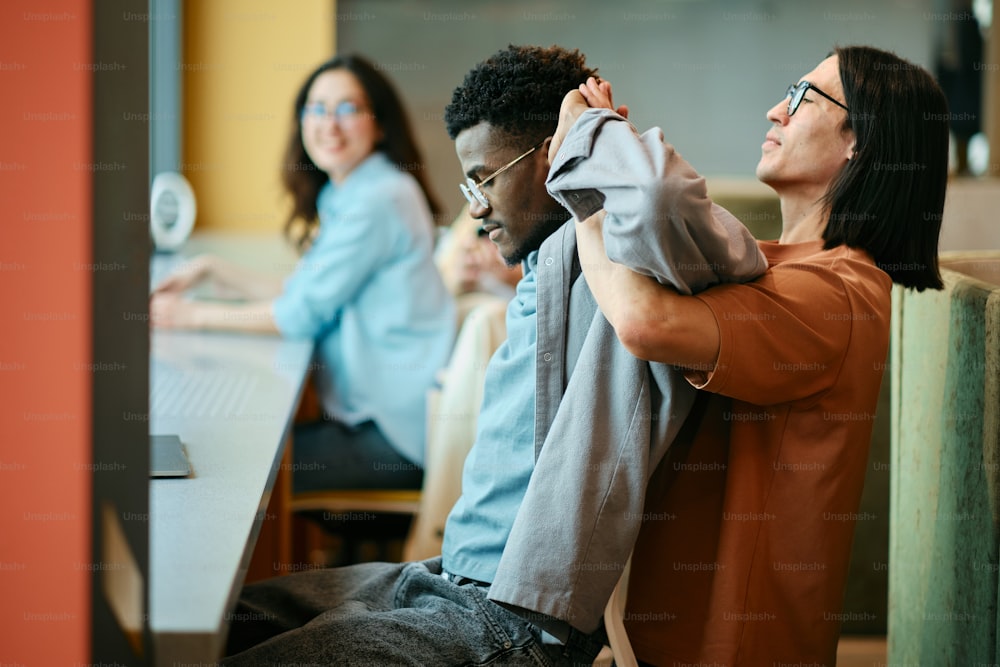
148, 344, 261, 478
150, 434, 192, 478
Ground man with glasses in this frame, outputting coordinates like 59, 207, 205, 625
224, 44, 766, 666
548, 47, 948, 664
440, 41, 771, 656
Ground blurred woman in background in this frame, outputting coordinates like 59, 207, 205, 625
152, 54, 454, 493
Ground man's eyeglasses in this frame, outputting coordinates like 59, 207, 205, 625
459, 140, 545, 209
785, 81, 849, 117
301, 100, 370, 123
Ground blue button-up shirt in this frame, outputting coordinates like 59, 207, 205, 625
441, 251, 538, 583
272, 152, 455, 465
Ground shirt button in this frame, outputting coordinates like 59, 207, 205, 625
544, 257, 554, 266
571, 193, 580, 201
543, 353, 552, 362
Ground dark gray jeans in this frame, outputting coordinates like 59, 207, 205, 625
223, 558, 605, 666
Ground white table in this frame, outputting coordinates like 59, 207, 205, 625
148, 329, 311, 663
148, 235, 312, 664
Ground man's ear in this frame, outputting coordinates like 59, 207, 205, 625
843, 129, 857, 162
541, 135, 554, 167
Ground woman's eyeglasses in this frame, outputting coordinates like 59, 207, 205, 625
301, 100, 370, 123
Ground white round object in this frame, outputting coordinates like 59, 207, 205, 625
150, 172, 196, 251
968, 132, 990, 177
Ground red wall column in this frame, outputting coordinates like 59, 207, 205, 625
0, 1, 94, 664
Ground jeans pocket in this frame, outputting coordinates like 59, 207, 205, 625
465, 591, 558, 667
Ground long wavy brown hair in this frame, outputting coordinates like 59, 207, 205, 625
281, 54, 443, 252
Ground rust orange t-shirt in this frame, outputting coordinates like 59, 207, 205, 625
625, 240, 892, 666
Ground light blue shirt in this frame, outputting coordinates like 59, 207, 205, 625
272, 152, 455, 465
441, 252, 538, 583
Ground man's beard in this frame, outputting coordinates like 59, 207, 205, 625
500, 212, 569, 267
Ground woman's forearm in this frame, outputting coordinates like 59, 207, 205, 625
192, 300, 280, 334
207, 257, 285, 300
151, 293, 280, 335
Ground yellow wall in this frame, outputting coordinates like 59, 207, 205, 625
183, 0, 335, 231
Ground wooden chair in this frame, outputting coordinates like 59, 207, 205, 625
286, 366, 421, 563
597, 556, 637, 667
289, 298, 509, 565
290, 489, 422, 516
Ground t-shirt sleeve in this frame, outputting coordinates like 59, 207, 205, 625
687, 262, 854, 405
272, 188, 401, 340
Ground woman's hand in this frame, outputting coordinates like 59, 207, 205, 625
457, 233, 522, 294
156, 253, 286, 301
153, 254, 215, 294
548, 77, 629, 165
150, 292, 202, 329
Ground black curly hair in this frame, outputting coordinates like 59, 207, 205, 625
444, 45, 597, 143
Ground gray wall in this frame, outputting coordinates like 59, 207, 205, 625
340, 0, 940, 224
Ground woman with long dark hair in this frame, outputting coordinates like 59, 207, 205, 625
152, 55, 454, 491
